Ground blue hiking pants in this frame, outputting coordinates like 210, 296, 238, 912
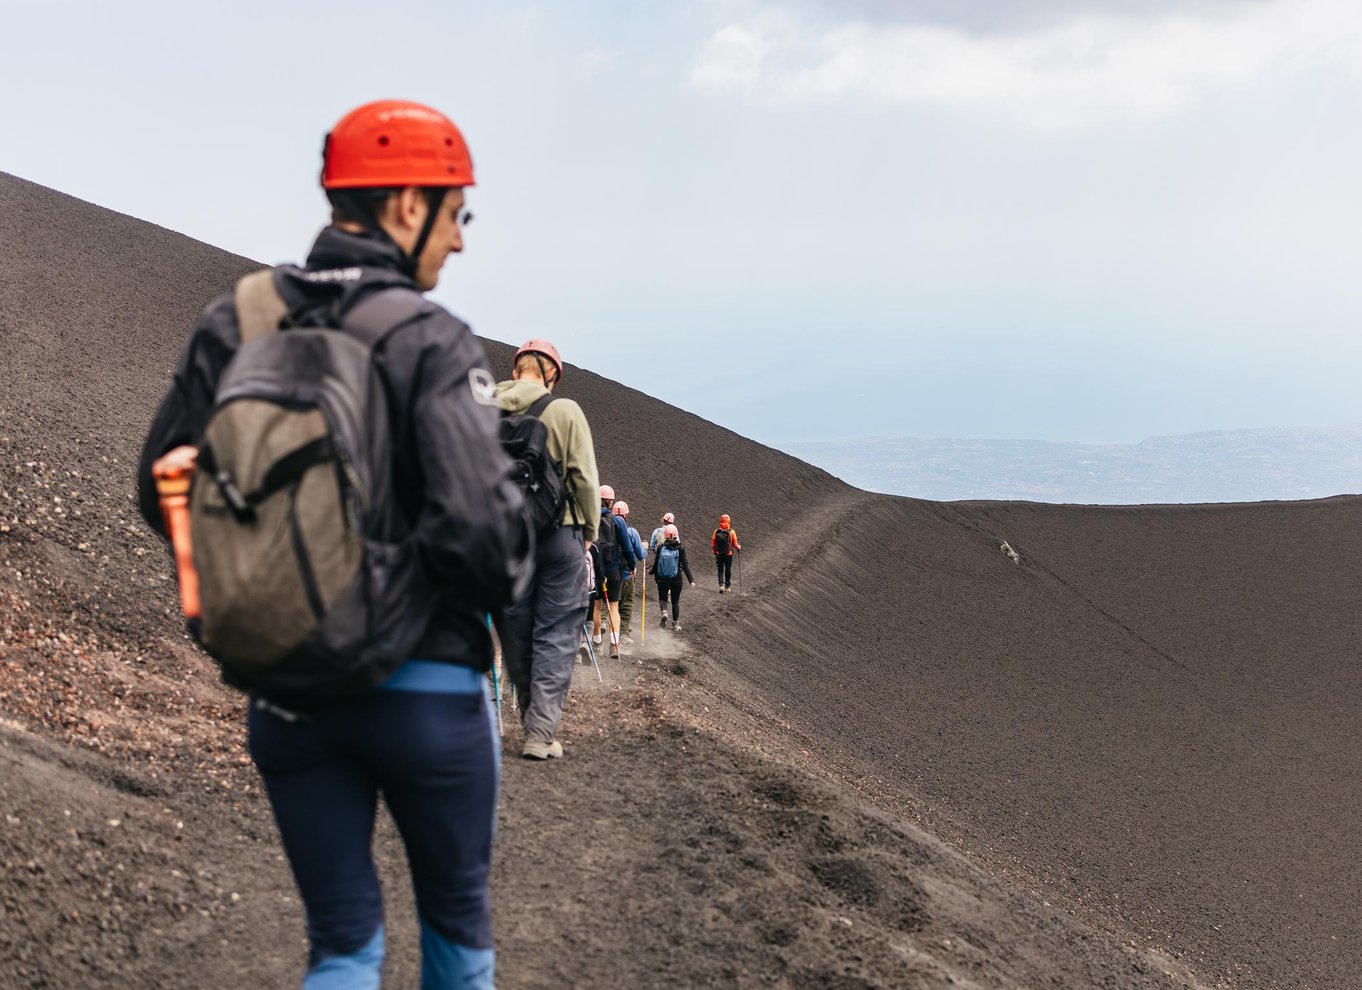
248, 662, 498, 989
502, 525, 589, 743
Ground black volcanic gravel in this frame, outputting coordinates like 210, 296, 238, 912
3, 169, 1356, 988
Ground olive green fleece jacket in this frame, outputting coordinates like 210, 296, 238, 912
495, 379, 600, 541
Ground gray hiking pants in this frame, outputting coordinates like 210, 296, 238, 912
502, 525, 588, 745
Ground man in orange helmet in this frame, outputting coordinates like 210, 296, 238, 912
713, 513, 742, 593
137, 100, 526, 988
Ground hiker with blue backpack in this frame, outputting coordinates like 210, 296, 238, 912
648, 523, 696, 632
136, 101, 530, 988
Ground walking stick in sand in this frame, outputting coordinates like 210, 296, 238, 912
580, 623, 604, 682
486, 614, 504, 736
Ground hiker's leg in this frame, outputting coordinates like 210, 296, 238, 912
378, 691, 498, 989
618, 576, 634, 634
670, 581, 683, 623
248, 704, 384, 989
524, 526, 588, 743
716, 556, 724, 586
721, 556, 733, 588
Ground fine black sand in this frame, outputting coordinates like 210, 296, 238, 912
2, 170, 1357, 988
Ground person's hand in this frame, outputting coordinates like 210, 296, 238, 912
151, 445, 199, 479
584, 540, 594, 552
690, 581, 696, 588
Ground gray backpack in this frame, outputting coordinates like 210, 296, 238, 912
189, 270, 430, 710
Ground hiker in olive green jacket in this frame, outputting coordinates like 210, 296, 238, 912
496, 340, 600, 759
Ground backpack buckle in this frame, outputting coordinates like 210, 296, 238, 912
215, 470, 257, 523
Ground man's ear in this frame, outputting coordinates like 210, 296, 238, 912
388, 186, 427, 233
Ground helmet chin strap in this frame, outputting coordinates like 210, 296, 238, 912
404, 188, 449, 281
349, 187, 449, 282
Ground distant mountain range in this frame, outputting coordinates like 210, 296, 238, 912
784, 426, 1362, 504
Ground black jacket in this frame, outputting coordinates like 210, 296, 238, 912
647, 539, 694, 584
137, 226, 531, 671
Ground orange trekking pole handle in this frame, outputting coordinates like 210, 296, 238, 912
152, 446, 201, 621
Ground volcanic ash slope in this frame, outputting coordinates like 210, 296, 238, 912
3, 170, 1358, 988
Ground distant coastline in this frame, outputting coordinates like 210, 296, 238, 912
783, 426, 1362, 504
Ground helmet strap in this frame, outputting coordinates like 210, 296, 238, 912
534, 355, 557, 389
402, 187, 449, 281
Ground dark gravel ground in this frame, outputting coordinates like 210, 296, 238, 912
1, 169, 1352, 988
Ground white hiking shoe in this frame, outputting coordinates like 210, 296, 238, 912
660, 611, 669, 629
673, 622, 682, 633
522, 739, 563, 760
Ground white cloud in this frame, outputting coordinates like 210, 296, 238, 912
688, 0, 1362, 126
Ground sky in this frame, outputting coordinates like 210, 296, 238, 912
1, 0, 1359, 447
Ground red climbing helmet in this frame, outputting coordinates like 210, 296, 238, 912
322, 100, 475, 189
720, 514, 731, 526
664, 524, 679, 540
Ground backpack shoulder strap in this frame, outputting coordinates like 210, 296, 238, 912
234, 270, 289, 344
526, 393, 557, 419
341, 287, 430, 348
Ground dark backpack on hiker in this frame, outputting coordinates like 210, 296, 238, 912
657, 544, 680, 580
499, 395, 567, 539
188, 270, 430, 710
597, 509, 621, 567
713, 528, 733, 556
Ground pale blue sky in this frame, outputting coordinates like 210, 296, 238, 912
3, 0, 1359, 446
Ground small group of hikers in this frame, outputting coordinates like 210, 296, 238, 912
134, 100, 744, 988
585, 496, 728, 655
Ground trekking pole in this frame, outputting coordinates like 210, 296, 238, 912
486, 614, 504, 736
640, 566, 647, 645
581, 623, 604, 682
737, 551, 742, 595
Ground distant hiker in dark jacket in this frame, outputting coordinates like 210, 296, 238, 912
614, 501, 647, 644
592, 485, 637, 658
495, 338, 600, 760
135, 101, 529, 988
712, 513, 741, 592
648, 524, 695, 632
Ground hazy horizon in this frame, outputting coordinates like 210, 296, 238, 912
3, 1, 1358, 450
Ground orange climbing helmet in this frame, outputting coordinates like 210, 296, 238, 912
719, 514, 731, 526
613, 501, 629, 517
662, 512, 675, 524
599, 485, 615, 502
664, 524, 679, 540
322, 100, 476, 190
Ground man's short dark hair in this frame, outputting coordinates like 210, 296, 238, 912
326, 187, 401, 227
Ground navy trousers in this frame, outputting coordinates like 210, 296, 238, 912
248, 676, 498, 974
